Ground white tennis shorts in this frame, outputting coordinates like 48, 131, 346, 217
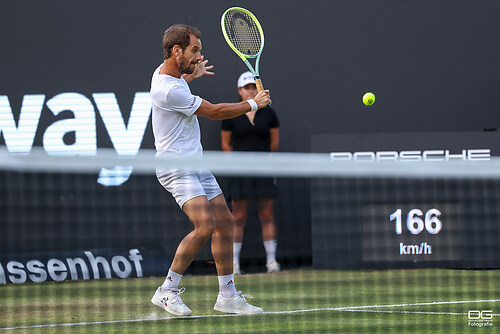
156, 168, 222, 209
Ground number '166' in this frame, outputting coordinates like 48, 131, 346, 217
390, 209, 443, 235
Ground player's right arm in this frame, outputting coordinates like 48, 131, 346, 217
195, 90, 271, 120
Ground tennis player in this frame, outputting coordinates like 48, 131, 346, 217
150, 24, 271, 316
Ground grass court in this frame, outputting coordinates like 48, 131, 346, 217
1, 268, 498, 333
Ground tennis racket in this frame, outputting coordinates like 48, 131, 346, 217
221, 7, 266, 92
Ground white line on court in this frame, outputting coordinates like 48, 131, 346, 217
342, 309, 467, 316
1, 299, 499, 331
337, 299, 500, 310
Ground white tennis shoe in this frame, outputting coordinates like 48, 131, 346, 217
213, 291, 263, 314
151, 287, 192, 316
266, 260, 281, 273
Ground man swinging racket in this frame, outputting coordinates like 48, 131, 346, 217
150, 24, 271, 316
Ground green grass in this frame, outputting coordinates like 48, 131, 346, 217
0, 268, 498, 333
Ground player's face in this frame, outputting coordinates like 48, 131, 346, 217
238, 83, 258, 100
178, 35, 202, 74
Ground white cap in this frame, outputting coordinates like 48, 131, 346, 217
237, 71, 255, 88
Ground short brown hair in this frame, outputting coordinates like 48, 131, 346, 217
163, 24, 201, 59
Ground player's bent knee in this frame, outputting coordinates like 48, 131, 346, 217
195, 219, 217, 238
222, 219, 235, 232
215, 213, 234, 231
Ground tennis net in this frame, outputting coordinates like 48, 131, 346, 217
0, 148, 499, 331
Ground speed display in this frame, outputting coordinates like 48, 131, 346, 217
362, 203, 462, 262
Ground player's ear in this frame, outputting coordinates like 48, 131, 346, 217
173, 45, 182, 56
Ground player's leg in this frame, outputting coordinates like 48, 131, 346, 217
232, 199, 248, 274
257, 197, 280, 273
209, 194, 263, 314
156, 170, 217, 276
151, 195, 216, 316
152, 169, 217, 316
172, 195, 217, 273
209, 194, 234, 276
232, 199, 249, 243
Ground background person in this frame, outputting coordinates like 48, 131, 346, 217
221, 71, 280, 274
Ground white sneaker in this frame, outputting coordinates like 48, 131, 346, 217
233, 262, 242, 275
151, 287, 192, 316
214, 291, 263, 314
266, 260, 281, 273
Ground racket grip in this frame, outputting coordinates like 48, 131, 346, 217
254, 77, 264, 92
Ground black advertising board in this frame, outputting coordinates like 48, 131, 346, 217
311, 132, 500, 269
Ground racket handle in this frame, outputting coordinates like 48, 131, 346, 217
254, 77, 264, 92
255, 76, 271, 106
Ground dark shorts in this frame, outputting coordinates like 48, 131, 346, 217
228, 176, 277, 200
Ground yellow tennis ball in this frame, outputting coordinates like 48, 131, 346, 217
363, 92, 375, 106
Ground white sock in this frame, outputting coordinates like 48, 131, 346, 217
218, 274, 237, 298
233, 242, 242, 264
263, 240, 277, 264
161, 269, 182, 291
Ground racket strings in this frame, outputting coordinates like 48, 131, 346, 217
224, 11, 262, 56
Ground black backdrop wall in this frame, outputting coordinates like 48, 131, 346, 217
1, 0, 499, 152
1, 1, 499, 280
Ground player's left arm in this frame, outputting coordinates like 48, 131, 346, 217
183, 58, 214, 83
270, 127, 279, 152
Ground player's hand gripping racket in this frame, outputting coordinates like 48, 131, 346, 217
221, 7, 266, 92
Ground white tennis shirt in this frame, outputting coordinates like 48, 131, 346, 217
150, 64, 203, 157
